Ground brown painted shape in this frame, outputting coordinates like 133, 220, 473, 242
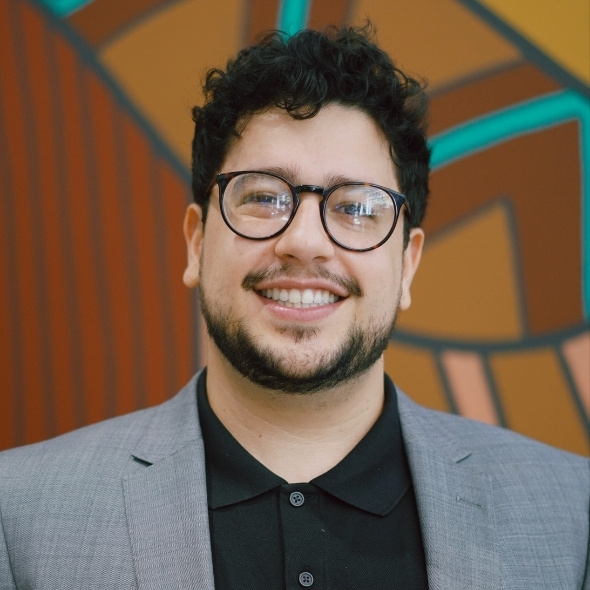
0, 0, 196, 450
245, 0, 280, 45
429, 62, 561, 135
308, 0, 351, 29
68, 0, 168, 47
428, 122, 582, 335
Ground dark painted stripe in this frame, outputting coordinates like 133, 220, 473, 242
392, 323, 590, 354
11, 0, 57, 439
0, 7, 25, 448
457, 0, 589, 97
434, 352, 459, 415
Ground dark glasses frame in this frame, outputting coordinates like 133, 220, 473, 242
214, 170, 410, 252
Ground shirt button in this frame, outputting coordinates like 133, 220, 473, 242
289, 491, 305, 506
299, 571, 314, 587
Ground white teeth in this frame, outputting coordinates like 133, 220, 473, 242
259, 287, 341, 307
301, 289, 314, 304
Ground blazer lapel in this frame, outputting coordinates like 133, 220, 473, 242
122, 375, 215, 590
398, 391, 500, 590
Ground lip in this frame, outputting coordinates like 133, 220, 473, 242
255, 290, 344, 322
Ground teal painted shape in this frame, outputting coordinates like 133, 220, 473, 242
38, 0, 93, 16
430, 90, 590, 320
277, 0, 310, 35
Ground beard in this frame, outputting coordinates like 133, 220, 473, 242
199, 265, 400, 395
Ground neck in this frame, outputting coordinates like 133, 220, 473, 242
205, 348, 385, 483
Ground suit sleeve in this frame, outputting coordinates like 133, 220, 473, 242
0, 502, 17, 590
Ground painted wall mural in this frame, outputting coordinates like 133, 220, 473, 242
1, 0, 588, 454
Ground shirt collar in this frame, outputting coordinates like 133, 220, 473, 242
197, 371, 411, 516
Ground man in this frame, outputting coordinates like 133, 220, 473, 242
0, 25, 588, 590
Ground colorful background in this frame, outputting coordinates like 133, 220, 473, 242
1, 0, 588, 454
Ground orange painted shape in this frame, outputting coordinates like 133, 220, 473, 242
478, 0, 590, 85
350, 0, 520, 91
441, 350, 498, 425
490, 348, 588, 454
398, 200, 524, 341
100, 0, 242, 166
562, 331, 590, 417
385, 342, 450, 413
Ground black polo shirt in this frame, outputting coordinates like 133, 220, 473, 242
197, 371, 429, 589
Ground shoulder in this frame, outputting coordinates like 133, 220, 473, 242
396, 387, 589, 488
0, 374, 202, 487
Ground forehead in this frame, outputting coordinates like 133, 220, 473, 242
222, 104, 398, 190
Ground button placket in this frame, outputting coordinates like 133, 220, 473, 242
280, 483, 323, 589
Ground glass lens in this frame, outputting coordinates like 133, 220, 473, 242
222, 173, 293, 238
325, 184, 396, 249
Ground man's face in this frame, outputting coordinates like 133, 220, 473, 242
184, 104, 423, 393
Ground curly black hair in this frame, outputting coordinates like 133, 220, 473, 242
191, 24, 430, 239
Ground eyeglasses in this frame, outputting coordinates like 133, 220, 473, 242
215, 171, 409, 252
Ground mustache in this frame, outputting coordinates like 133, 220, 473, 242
242, 264, 363, 298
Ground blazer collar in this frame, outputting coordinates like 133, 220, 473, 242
123, 373, 215, 590
120, 375, 501, 590
397, 389, 500, 590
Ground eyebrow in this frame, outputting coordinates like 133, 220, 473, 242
257, 165, 361, 188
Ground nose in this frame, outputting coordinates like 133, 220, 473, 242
273, 193, 335, 263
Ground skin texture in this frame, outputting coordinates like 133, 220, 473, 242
183, 104, 424, 481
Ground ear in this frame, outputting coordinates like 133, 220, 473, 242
399, 228, 424, 311
182, 204, 204, 288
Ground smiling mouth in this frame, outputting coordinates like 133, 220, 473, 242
258, 288, 341, 308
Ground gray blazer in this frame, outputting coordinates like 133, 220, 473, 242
1, 374, 588, 589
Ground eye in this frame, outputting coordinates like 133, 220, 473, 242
333, 201, 375, 219
241, 192, 282, 206
236, 190, 293, 218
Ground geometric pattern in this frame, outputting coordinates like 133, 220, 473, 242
2, 0, 588, 455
